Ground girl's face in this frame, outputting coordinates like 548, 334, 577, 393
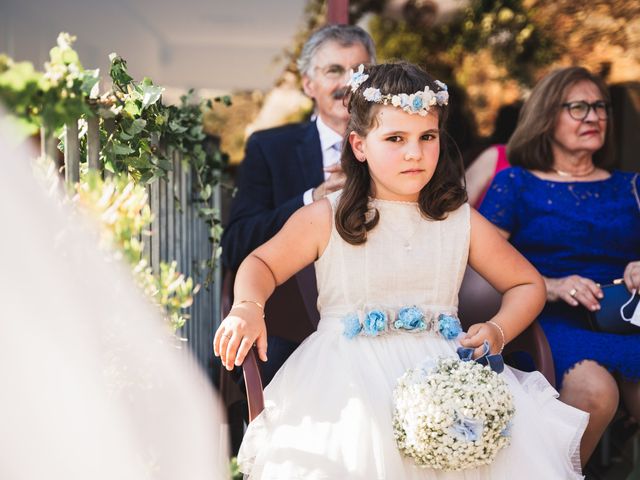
349, 105, 440, 202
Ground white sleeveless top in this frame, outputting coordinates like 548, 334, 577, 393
315, 191, 471, 323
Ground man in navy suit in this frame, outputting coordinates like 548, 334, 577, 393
221, 25, 376, 385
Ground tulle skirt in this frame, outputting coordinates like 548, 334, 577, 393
238, 317, 588, 480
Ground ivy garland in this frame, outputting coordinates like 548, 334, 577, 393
0, 32, 229, 328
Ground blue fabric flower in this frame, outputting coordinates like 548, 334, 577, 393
438, 313, 462, 340
500, 420, 513, 438
395, 306, 426, 331
411, 95, 423, 111
449, 415, 484, 442
435, 79, 448, 91
363, 309, 387, 336
435, 90, 449, 105
342, 314, 362, 339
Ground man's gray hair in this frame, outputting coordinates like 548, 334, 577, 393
296, 24, 376, 77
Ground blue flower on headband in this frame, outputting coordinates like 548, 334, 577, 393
363, 87, 382, 102
363, 309, 387, 336
357, 78, 449, 116
438, 313, 462, 340
435, 90, 449, 106
395, 306, 426, 331
347, 64, 369, 92
342, 313, 362, 339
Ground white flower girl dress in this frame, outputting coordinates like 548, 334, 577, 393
238, 192, 588, 479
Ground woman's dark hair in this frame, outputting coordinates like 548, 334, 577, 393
507, 66, 614, 170
335, 62, 467, 245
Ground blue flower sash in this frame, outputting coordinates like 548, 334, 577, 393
342, 306, 462, 341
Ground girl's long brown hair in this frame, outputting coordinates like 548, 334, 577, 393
335, 62, 467, 245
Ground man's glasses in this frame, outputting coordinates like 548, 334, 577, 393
561, 101, 610, 121
314, 64, 350, 80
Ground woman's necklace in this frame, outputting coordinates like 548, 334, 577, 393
552, 164, 597, 178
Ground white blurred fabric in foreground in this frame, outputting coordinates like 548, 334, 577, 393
0, 114, 229, 480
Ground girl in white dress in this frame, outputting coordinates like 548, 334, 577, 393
214, 62, 588, 479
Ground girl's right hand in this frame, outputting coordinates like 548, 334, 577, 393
214, 305, 268, 371
545, 275, 603, 311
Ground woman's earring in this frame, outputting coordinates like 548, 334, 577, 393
359, 156, 367, 163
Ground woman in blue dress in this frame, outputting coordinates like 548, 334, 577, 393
480, 66, 640, 467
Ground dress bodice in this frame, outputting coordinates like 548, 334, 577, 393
479, 167, 640, 284
315, 192, 470, 318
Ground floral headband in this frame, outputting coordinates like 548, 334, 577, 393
346, 64, 449, 117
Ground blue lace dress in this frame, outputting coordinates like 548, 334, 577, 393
480, 167, 640, 387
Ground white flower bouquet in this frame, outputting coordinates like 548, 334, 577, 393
392, 356, 515, 471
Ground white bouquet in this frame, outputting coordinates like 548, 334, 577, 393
392, 356, 515, 471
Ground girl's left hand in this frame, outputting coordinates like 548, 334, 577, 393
458, 322, 503, 358
623, 261, 640, 291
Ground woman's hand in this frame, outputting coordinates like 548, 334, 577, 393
623, 261, 640, 292
213, 303, 268, 371
459, 322, 504, 357
545, 275, 603, 311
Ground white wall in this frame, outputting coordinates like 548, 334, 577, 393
0, 0, 307, 91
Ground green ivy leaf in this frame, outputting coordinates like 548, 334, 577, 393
138, 170, 154, 184
168, 120, 188, 133
108, 53, 133, 87
156, 156, 172, 171
111, 142, 135, 155
124, 100, 140, 117
80, 69, 100, 98
198, 207, 217, 216
127, 155, 152, 169
200, 184, 212, 201
141, 84, 164, 110
126, 118, 147, 136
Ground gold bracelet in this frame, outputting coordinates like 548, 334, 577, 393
486, 320, 505, 353
232, 300, 265, 318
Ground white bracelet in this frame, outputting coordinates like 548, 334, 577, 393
486, 320, 505, 353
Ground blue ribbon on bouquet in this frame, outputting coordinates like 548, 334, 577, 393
456, 340, 505, 374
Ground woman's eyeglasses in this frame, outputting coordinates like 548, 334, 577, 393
562, 101, 610, 121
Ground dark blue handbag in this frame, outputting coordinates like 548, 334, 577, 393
586, 283, 640, 334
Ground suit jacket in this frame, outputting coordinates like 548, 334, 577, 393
221, 121, 323, 340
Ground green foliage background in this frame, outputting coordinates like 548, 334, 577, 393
0, 33, 228, 331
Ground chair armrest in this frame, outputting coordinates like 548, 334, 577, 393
529, 321, 556, 388
504, 320, 556, 388
242, 347, 265, 422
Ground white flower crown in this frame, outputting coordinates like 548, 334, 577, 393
346, 64, 449, 117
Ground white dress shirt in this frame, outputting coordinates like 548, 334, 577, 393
302, 115, 343, 205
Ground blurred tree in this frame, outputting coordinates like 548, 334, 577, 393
355, 0, 639, 139
528, 0, 640, 82
268, 0, 639, 156
368, 0, 555, 84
